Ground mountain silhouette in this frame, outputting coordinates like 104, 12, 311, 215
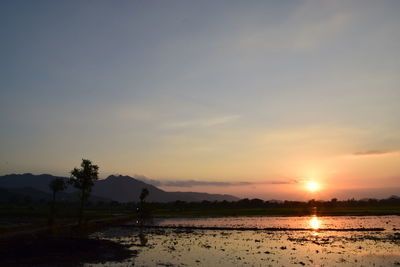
0, 186, 110, 203
0, 173, 239, 203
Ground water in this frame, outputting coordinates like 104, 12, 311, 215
88, 216, 400, 266
149, 215, 400, 230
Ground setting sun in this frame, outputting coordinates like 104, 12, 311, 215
306, 181, 320, 192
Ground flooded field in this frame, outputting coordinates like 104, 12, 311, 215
88, 216, 400, 267
148, 215, 400, 230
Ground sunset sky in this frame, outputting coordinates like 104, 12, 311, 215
1, 1, 399, 200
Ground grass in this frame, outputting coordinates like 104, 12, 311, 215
0, 203, 135, 236
0, 204, 133, 219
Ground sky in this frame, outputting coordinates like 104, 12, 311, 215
1, 0, 399, 200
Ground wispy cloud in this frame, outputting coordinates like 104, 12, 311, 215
353, 150, 398, 157
235, 7, 353, 54
134, 175, 162, 187
291, 12, 351, 50
134, 175, 297, 188
163, 115, 241, 129
162, 180, 251, 187
265, 179, 298, 185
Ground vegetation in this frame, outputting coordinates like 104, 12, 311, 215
139, 188, 149, 204
0, 196, 398, 227
138, 188, 150, 224
48, 178, 67, 225
69, 159, 99, 226
149, 197, 400, 217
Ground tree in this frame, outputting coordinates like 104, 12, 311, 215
70, 159, 99, 226
138, 188, 150, 225
48, 178, 67, 225
140, 188, 149, 204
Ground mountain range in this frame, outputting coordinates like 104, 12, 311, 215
0, 173, 239, 203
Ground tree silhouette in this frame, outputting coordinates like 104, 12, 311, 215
138, 188, 150, 225
140, 188, 149, 204
70, 159, 99, 226
48, 178, 67, 225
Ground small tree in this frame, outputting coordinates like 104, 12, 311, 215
138, 188, 149, 224
140, 188, 149, 205
48, 178, 67, 225
70, 159, 99, 226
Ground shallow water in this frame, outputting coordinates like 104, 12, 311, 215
148, 215, 400, 230
88, 216, 400, 267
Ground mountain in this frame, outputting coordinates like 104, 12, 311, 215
0, 173, 67, 192
0, 173, 239, 203
0, 186, 110, 203
93, 175, 239, 202
0, 187, 51, 203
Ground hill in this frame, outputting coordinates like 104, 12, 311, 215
0, 173, 239, 203
0, 187, 111, 203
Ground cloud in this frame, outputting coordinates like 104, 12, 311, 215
234, 6, 353, 55
133, 175, 162, 186
163, 115, 241, 129
134, 176, 298, 188
162, 180, 251, 187
266, 179, 298, 185
353, 150, 398, 156
290, 12, 352, 50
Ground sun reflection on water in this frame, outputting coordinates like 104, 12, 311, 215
309, 215, 320, 230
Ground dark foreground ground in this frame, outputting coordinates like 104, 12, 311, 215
0, 215, 138, 266
0, 235, 135, 266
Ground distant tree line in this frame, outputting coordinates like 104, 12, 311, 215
3, 193, 399, 210
73, 196, 400, 213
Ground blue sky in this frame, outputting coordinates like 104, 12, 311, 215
1, 1, 399, 199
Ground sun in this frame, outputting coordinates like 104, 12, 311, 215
306, 181, 320, 192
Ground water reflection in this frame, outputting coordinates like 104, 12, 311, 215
149, 215, 399, 230
309, 215, 320, 230
90, 224, 400, 267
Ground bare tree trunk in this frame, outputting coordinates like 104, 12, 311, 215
78, 190, 85, 227
49, 191, 56, 225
